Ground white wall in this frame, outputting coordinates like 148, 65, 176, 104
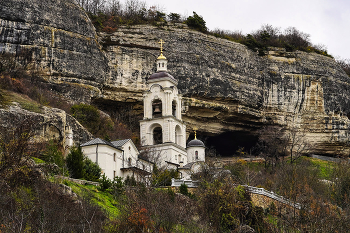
82, 142, 153, 181
187, 146, 205, 163
82, 144, 123, 180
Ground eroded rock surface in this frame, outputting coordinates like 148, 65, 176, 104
1, 0, 350, 155
0, 0, 109, 90
0, 103, 93, 148
100, 25, 350, 155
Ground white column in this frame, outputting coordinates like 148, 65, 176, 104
164, 91, 171, 116
182, 125, 186, 148
177, 96, 182, 120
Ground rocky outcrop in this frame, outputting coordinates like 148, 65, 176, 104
0, 0, 109, 99
1, 0, 350, 156
99, 25, 350, 156
0, 103, 93, 148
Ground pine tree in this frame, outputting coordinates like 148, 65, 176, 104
66, 146, 85, 179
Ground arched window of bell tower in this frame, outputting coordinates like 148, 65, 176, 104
175, 125, 181, 145
152, 99, 162, 118
172, 100, 177, 117
153, 127, 163, 145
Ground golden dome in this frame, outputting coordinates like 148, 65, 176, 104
157, 52, 167, 60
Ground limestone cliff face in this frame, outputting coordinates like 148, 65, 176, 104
1, 0, 350, 155
0, 0, 109, 96
0, 103, 93, 149
100, 25, 350, 155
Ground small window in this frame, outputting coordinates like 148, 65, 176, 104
113, 171, 116, 178
195, 151, 199, 160
129, 146, 131, 150
162, 63, 164, 67
128, 158, 132, 166
113, 153, 116, 161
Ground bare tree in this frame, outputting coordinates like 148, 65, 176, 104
123, 0, 146, 19
107, 0, 122, 15
283, 127, 311, 163
336, 58, 350, 76
282, 27, 311, 49
255, 125, 287, 168
0, 118, 38, 176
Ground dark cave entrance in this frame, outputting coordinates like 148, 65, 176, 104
188, 131, 259, 157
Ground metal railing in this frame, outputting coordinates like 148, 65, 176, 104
243, 185, 301, 209
171, 178, 200, 188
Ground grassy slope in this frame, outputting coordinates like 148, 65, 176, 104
61, 180, 120, 219
0, 89, 43, 113
302, 156, 335, 179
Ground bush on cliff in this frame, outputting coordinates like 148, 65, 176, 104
186, 11, 207, 33
70, 103, 136, 143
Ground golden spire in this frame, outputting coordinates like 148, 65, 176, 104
157, 39, 166, 60
193, 127, 198, 140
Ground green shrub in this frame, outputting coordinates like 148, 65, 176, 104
84, 157, 101, 182
124, 175, 137, 186
70, 104, 100, 133
186, 12, 207, 32
66, 146, 85, 179
110, 176, 125, 196
179, 183, 189, 196
179, 183, 196, 199
197, 179, 268, 232
168, 13, 181, 23
99, 174, 112, 191
41, 140, 64, 168
151, 165, 179, 186
66, 146, 102, 181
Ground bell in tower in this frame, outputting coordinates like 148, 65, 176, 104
152, 99, 162, 118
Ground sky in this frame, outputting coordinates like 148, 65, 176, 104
122, 0, 350, 60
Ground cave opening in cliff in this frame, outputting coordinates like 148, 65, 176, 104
196, 131, 258, 157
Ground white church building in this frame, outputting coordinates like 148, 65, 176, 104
80, 138, 153, 181
79, 40, 206, 181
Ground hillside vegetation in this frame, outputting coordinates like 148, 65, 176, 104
1, 114, 350, 232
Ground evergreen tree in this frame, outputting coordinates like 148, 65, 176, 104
84, 157, 101, 181
186, 12, 207, 32
66, 146, 85, 179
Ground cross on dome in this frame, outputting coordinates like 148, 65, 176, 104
157, 39, 166, 60
193, 127, 198, 139
158, 39, 164, 53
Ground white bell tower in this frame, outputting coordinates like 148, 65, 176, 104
140, 39, 187, 168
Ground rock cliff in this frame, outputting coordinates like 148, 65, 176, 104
0, 102, 93, 149
1, 0, 350, 156
99, 25, 350, 156
0, 0, 109, 100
